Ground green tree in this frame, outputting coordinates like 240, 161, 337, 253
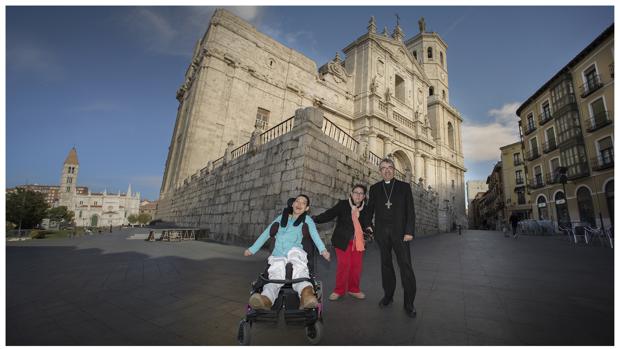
127, 214, 139, 227
47, 206, 75, 223
137, 213, 152, 226
6, 188, 49, 229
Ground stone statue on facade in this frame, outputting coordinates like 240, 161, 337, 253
223, 140, 234, 165
370, 76, 378, 94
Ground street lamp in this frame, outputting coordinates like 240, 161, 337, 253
557, 166, 569, 230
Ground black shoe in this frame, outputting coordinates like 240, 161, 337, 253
378, 297, 393, 308
405, 306, 417, 318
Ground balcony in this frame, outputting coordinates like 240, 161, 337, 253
529, 177, 545, 189
557, 127, 584, 147
523, 123, 537, 135
552, 94, 577, 115
580, 74, 604, 98
585, 111, 613, 132
545, 172, 560, 185
591, 148, 614, 171
538, 111, 553, 125
567, 162, 590, 180
542, 139, 558, 153
515, 177, 525, 186
513, 158, 524, 166
526, 149, 541, 161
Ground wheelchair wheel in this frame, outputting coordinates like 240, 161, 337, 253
305, 320, 323, 345
237, 319, 251, 345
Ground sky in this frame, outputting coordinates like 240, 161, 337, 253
5, 5, 614, 201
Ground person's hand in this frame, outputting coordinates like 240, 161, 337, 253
321, 250, 331, 261
403, 234, 413, 242
244, 249, 253, 256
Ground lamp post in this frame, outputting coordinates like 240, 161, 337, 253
557, 166, 569, 231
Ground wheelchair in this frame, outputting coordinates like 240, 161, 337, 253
237, 218, 325, 345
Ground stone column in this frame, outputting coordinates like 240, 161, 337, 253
424, 156, 432, 187
415, 153, 423, 182
368, 130, 378, 155
383, 137, 392, 157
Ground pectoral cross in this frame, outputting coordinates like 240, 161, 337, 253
385, 200, 392, 209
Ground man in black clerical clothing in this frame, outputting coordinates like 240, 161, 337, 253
365, 158, 417, 318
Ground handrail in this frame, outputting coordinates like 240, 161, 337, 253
261, 116, 295, 144
322, 117, 359, 153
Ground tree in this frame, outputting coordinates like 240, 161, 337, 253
137, 213, 152, 226
127, 214, 139, 227
6, 188, 49, 229
47, 206, 75, 223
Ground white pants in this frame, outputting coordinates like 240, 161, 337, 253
261, 247, 312, 304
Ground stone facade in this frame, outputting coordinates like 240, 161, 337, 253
500, 141, 531, 221
517, 24, 614, 230
57, 148, 141, 227
156, 107, 441, 246
159, 9, 466, 221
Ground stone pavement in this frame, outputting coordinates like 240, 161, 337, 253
6, 228, 613, 345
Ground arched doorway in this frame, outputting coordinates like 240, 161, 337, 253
392, 150, 412, 181
536, 195, 548, 220
90, 214, 99, 227
576, 186, 595, 226
605, 180, 614, 226
554, 191, 571, 229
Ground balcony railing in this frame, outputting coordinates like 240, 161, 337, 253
591, 148, 614, 171
322, 117, 359, 153
529, 177, 545, 189
526, 149, 541, 161
557, 127, 583, 147
523, 123, 537, 135
567, 161, 590, 180
585, 111, 613, 132
580, 74, 604, 98
538, 111, 553, 125
513, 158, 524, 166
542, 139, 558, 153
552, 93, 577, 115
545, 173, 560, 185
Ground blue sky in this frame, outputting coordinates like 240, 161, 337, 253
5, 6, 614, 201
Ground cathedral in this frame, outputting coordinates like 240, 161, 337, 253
160, 9, 466, 217
58, 148, 141, 227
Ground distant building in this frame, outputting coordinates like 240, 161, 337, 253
57, 148, 141, 227
473, 161, 504, 230
139, 200, 158, 218
517, 24, 614, 230
6, 184, 88, 207
466, 180, 488, 227
500, 141, 531, 221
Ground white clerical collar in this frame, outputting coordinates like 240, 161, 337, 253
384, 180, 391, 184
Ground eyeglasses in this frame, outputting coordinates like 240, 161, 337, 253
352, 191, 365, 195
380, 166, 394, 171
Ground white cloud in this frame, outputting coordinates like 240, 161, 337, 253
7, 44, 64, 80
462, 102, 521, 162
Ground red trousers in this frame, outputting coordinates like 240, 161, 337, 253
333, 240, 364, 295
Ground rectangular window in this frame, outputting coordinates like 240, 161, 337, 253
556, 110, 581, 145
530, 137, 538, 155
256, 108, 270, 131
515, 170, 524, 185
598, 137, 613, 165
66, 187, 71, 192
517, 191, 526, 205
534, 166, 543, 185
590, 97, 607, 127
550, 158, 561, 173
542, 101, 551, 119
527, 113, 535, 130
513, 153, 521, 165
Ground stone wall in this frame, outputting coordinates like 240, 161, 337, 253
156, 107, 441, 247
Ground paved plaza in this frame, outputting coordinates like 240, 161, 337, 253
6, 228, 614, 345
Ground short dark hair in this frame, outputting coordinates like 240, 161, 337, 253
379, 158, 395, 168
352, 184, 367, 194
297, 194, 310, 206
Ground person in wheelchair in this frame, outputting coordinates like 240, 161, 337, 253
243, 194, 331, 310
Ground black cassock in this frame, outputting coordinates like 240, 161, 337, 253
365, 179, 417, 312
